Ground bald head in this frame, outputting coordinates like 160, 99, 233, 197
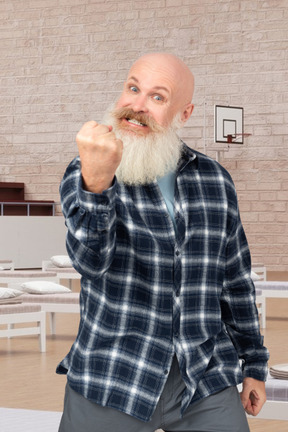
130, 53, 195, 106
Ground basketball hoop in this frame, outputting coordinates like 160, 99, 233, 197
226, 133, 251, 144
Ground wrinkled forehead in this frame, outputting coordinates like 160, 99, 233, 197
128, 62, 177, 94
126, 54, 194, 103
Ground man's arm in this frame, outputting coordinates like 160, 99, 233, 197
59, 121, 123, 279
220, 180, 269, 416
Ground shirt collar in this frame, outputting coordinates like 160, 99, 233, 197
177, 142, 198, 173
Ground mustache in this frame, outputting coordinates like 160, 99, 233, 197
112, 107, 164, 133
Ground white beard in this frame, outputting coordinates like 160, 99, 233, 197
102, 106, 183, 186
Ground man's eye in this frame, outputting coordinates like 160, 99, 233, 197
129, 86, 138, 93
153, 94, 163, 101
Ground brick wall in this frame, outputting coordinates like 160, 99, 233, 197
0, 0, 287, 272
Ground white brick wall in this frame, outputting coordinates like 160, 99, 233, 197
0, 0, 287, 271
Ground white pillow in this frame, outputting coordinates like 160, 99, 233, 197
0, 287, 23, 299
50, 255, 73, 268
21, 281, 71, 294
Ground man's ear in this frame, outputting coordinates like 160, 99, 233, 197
181, 103, 194, 123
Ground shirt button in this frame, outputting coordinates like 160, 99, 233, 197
174, 332, 179, 338
164, 369, 169, 375
102, 213, 108, 222
175, 249, 180, 256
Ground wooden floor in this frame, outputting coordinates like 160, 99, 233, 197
1, 281, 288, 431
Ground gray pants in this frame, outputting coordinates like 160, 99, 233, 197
59, 357, 250, 432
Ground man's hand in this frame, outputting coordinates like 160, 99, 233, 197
76, 121, 123, 194
240, 377, 266, 416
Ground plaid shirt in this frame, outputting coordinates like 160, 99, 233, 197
57, 144, 269, 422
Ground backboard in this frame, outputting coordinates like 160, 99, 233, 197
214, 105, 244, 144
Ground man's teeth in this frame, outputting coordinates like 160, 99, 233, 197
127, 118, 145, 127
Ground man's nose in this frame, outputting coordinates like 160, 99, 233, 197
131, 94, 148, 113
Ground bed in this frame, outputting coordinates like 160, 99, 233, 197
0, 270, 59, 288
42, 259, 81, 290
0, 303, 46, 352
20, 292, 80, 334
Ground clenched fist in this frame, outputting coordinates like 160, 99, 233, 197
76, 121, 123, 194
